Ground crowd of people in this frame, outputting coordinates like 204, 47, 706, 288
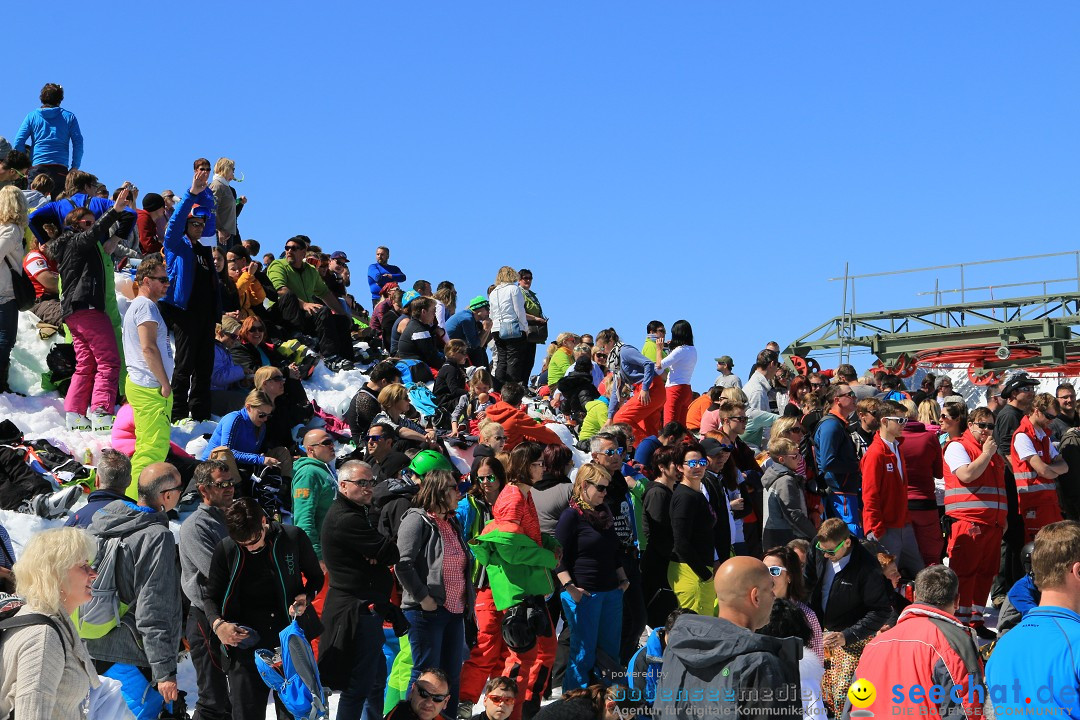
3, 82, 1080, 720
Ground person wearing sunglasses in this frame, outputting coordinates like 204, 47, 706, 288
860, 401, 924, 579
1011, 393, 1069, 544
554, 463, 630, 690
943, 406, 1006, 636
206, 496, 324, 720
344, 361, 403, 441
384, 668, 451, 720
46, 183, 135, 432
761, 437, 816, 549
464, 444, 559, 720
470, 676, 517, 720
813, 384, 864, 536
319, 460, 401, 719
178, 459, 235, 720
668, 444, 719, 615
83, 462, 185, 718
805, 518, 892, 716
594, 328, 666, 449
198, 390, 281, 470
292, 429, 339, 564
359, 422, 410, 482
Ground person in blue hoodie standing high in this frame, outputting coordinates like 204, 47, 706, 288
987, 520, 1080, 716
160, 165, 221, 423
367, 245, 406, 307
13, 83, 83, 197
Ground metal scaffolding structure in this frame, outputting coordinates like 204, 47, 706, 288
783, 251, 1080, 379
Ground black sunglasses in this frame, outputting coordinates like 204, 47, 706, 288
416, 686, 449, 703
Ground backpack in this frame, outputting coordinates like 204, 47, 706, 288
406, 382, 439, 422
44, 342, 77, 396
71, 536, 129, 640
0, 593, 65, 659
255, 619, 329, 719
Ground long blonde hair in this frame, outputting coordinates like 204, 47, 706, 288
14, 527, 96, 615
0, 186, 28, 227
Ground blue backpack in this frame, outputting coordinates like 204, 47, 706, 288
407, 382, 439, 421
254, 620, 329, 719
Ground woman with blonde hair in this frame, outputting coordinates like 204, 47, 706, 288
0, 527, 102, 719
916, 398, 941, 432
374, 383, 437, 447
554, 463, 629, 690
0, 187, 28, 394
489, 266, 531, 384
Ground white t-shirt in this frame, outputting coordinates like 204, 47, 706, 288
1013, 426, 1060, 463
944, 442, 975, 473
122, 296, 174, 388
659, 345, 698, 386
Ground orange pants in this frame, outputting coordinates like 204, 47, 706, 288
613, 376, 666, 442
1020, 499, 1063, 543
459, 589, 555, 720
946, 518, 1002, 623
664, 384, 693, 427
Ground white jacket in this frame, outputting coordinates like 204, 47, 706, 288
488, 282, 528, 338
0, 224, 27, 302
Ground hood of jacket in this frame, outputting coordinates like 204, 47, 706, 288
664, 614, 801, 671
895, 603, 967, 630
87, 500, 167, 538
535, 472, 571, 492
293, 456, 333, 477
485, 401, 523, 428
761, 463, 797, 491
373, 475, 418, 509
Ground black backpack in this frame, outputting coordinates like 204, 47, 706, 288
45, 343, 76, 396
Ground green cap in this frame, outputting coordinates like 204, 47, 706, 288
408, 449, 454, 477
468, 296, 489, 311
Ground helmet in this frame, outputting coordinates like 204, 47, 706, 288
408, 450, 453, 478
1022, 541, 1035, 577
502, 603, 537, 653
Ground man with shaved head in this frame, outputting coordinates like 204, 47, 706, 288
653, 557, 802, 719
292, 428, 338, 563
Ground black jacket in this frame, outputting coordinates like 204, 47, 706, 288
373, 475, 419, 542
805, 539, 892, 643
669, 483, 715, 581
230, 341, 289, 374
205, 521, 325, 646
48, 208, 133, 319
433, 360, 467, 420
396, 318, 443, 369
319, 495, 399, 689
557, 371, 600, 420
702, 471, 733, 562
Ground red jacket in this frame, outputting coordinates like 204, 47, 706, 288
852, 604, 985, 719
900, 422, 943, 505
860, 433, 909, 538
136, 209, 162, 255
484, 400, 563, 450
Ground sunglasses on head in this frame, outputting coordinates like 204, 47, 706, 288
416, 686, 449, 703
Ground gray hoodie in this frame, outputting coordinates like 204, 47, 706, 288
178, 503, 229, 612
654, 614, 802, 720
84, 500, 183, 684
761, 463, 816, 540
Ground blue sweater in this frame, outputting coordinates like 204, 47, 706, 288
608, 344, 656, 419
1007, 574, 1039, 617
986, 605, 1080, 715
28, 193, 130, 244
162, 189, 217, 311
366, 262, 406, 302
199, 408, 266, 465
812, 413, 861, 494
14, 107, 83, 168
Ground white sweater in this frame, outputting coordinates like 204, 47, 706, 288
0, 224, 26, 302
488, 282, 528, 338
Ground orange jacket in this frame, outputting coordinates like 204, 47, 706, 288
484, 400, 562, 450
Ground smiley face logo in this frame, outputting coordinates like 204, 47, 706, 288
848, 678, 876, 709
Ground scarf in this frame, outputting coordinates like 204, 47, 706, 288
570, 492, 613, 531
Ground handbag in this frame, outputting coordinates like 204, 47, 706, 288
4, 257, 34, 312
526, 321, 548, 345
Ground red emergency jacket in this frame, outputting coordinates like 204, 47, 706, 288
484, 401, 563, 451
860, 433, 909, 538
852, 603, 985, 719
1011, 415, 1057, 509
943, 430, 1007, 525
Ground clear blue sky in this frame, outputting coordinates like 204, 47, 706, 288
6, 3, 1078, 388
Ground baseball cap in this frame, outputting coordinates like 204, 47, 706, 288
468, 296, 489, 311
715, 355, 734, 367
401, 290, 420, 307
700, 438, 728, 457
1001, 373, 1039, 399
219, 316, 242, 335
330, 251, 349, 263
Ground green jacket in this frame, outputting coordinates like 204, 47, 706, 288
469, 524, 559, 611
547, 348, 573, 390
292, 457, 336, 559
